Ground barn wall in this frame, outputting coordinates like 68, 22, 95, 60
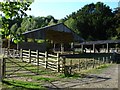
18, 42, 46, 52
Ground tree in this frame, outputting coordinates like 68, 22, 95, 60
63, 2, 116, 41
0, 1, 33, 47
19, 15, 58, 33
64, 17, 80, 34
114, 7, 120, 39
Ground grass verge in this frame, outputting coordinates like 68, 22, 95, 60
32, 76, 56, 82
2, 79, 46, 90
80, 64, 112, 74
57, 64, 112, 79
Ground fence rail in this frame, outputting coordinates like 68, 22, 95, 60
20, 49, 61, 72
1, 48, 115, 79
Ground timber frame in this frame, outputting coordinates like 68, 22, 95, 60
75, 39, 120, 53
19, 23, 83, 53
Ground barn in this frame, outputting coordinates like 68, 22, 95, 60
18, 23, 84, 52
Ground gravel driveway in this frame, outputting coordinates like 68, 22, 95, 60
44, 64, 119, 89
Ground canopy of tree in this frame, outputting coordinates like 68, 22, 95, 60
63, 2, 120, 41
0, 1, 33, 44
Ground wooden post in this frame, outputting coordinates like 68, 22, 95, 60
71, 42, 74, 54
106, 57, 108, 63
45, 51, 48, 69
70, 59, 72, 73
81, 45, 84, 53
20, 49, 23, 62
98, 57, 100, 66
107, 43, 109, 53
90, 48, 91, 53
93, 58, 95, 68
62, 57, 66, 73
110, 56, 113, 63
103, 57, 105, 64
57, 53, 60, 72
6, 48, 9, 57
115, 44, 117, 53
93, 44, 95, 53
2, 58, 6, 79
13, 49, 16, 58
78, 59, 80, 71
36, 50, 39, 74
53, 43, 56, 52
0, 58, 2, 82
61, 43, 64, 53
85, 58, 88, 69
29, 49, 31, 63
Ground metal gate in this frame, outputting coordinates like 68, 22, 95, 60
2, 57, 39, 78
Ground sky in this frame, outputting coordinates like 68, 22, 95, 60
25, 0, 119, 19
0, 0, 119, 19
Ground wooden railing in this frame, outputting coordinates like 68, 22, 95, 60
2, 48, 114, 75
20, 49, 61, 72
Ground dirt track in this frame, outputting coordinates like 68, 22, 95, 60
44, 64, 119, 89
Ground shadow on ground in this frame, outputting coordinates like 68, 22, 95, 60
44, 74, 111, 89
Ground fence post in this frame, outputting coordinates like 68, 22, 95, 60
103, 57, 105, 64
69, 59, 72, 74
2, 58, 6, 79
98, 57, 100, 66
106, 57, 108, 63
85, 58, 88, 69
110, 56, 113, 63
57, 53, 60, 72
45, 51, 48, 69
29, 49, 31, 63
62, 57, 66, 73
78, 59, 80, 71
36, 50, 39, 74
6, 48, 9, 57
0, 58, 2, 82
20, 49, 23, 62
93, 58, 95, 68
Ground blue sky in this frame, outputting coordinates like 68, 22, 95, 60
26, 0, 119, 19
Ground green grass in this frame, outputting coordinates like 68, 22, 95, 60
80, 64, 112, 74
3, 57, 112, 89
57, 64, 112, 79
33, 76, 56, 82
2, 79, 46, 90
57, 69, 88, 78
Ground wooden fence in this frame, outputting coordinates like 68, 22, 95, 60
1, 48, 113, 78
2, 48, 20, 57
20, 49, 61, 72
17, 49, 113, 74
62, 57, 110, 73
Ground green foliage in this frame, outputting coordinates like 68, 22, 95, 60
114, 7, 120, 39
0, 1, 33, 43
96, 64, 110, 69
65, 17, 80, 34
27, 38, 34, 42
19, 15, 58, 33
3, 79, 45, 89
63, 2, 118, 41
1, 1, 119, 43
35, 39, 45, 43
